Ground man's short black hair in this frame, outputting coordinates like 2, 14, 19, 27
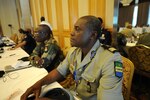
117, 33, 127, 46
40, 16, 45, 22
80, 16, 102, 38
97, 17, 103, 24
19, 28, 29, 35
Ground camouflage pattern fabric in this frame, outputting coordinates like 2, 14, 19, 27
30, 38, 64, 72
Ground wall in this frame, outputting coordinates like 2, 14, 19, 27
0, 0, 115, 49
0, 20, 3, 36
29, 0, 115, 49
105, 0, 114, 28
0, 0, 20, 37
19, 0, 32, 28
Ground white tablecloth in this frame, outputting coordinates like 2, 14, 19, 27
0, 47, 29, 70
0, 40, 79, 100
0, 46, 65, 100
0, 67, 49, 100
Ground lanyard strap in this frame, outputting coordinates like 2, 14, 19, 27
73, 44, 100, 86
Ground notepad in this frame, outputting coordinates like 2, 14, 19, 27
4, 61, 30, 72
12, 60, 30, 69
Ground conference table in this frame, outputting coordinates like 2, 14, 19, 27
0, 47, 29, 70
0, 41, 63, 99
0, 40, 79, 100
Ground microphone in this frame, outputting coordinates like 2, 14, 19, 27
8, 24, 12, 27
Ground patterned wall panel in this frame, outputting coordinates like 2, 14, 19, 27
64, 37, 71, 48
51, 0, 57, 30
78, 0, 89, 17
62, 0, 70, 30
29, 0, 107, 48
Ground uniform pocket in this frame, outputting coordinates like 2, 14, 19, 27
81, 74, 98, 93
82, 74, 95, 82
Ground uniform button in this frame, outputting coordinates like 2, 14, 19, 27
79, 69, 82, 72
76, 92, 79, 96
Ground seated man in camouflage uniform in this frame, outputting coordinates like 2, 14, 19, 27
30, 23, 64, 72
21, 16, 123, 100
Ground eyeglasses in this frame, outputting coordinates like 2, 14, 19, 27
34, 31, 45, 35
2, 72, 19, 82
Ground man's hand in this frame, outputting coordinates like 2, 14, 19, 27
33, 56, 44, 67
21, 81, 42, 100
7, 46, 16, 50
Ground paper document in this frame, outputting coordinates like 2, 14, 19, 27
12, 61, 30, 69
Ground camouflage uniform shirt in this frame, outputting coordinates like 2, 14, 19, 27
30, 38, 64, 72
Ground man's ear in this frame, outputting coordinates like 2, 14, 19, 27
90, 31, 98, 40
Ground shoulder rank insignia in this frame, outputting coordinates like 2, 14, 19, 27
91, 50, 96, 60
44, 46, 48, 52
101, 44, 118, 53
114, 61, 123, 78
108, 47, 118, 53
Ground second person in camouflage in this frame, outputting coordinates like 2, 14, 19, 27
30, 23, 64, 72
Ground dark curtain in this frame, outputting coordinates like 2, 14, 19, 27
118, 5, 135, 27
136, 2, 150, 26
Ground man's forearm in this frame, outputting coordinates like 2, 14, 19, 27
14, 41, 26, 49
41, 69, 63, 85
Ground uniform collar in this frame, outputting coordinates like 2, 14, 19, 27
44, 38, 57, 46
77, 40, 101, 69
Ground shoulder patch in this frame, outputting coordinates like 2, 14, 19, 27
108, 47, 118, 53
114, 61, 123, 78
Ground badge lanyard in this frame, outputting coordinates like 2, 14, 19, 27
73, 43, 100, 92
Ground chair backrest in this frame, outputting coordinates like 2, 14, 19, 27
122, 56, 134, 100
128, 45, 150, 72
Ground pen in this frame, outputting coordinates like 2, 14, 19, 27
9, 54, 15, 56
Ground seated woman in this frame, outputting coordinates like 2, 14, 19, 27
117, 33, 128, 58
9, 28, 36, 55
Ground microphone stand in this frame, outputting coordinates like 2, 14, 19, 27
8, 24, 13, 35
